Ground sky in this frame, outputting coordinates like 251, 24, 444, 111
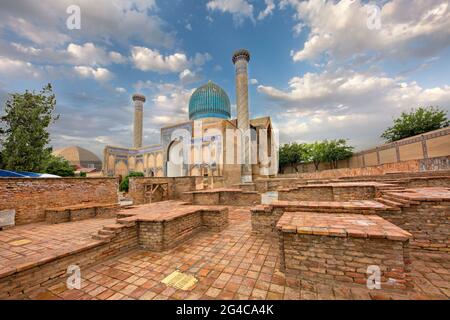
0, 0, 449, 158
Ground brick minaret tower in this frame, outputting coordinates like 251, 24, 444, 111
132, 93, 145, 148
232, 49, 252, 183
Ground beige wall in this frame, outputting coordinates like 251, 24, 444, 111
281, 127, 450, 173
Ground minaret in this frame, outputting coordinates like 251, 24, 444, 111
232, 49, 252, 183
132, 93, 145, 148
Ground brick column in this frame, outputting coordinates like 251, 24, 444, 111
132, 94, 146, 148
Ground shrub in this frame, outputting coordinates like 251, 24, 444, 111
119, 171, 144, 192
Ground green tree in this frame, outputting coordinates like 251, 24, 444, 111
0, 84, 59, 172
278, 142, 310, 173
44, 155, 75, 177
309, 141, 327, 171
322, 139, 354, 169
381, 106, 449, 142
119, 171, 145, 192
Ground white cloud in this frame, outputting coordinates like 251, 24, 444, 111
250, 78, 259, 85
67, 43, 109, 66
6, 42, 126, 68
131, 47, 189, 73
193, 53, 212, 66
0, 0, 174, 48
186, 23, 192, 31
131, 47, 211, 74
115, 87, 127, 93
258, 69, 450, 148
281, 0, 450, 63
109, 52, 127, 64
74, 66, 113, 82
0, 56, 41, 78
258, 0, 275, 20
207, 0, 254, 25
179, 69, 200, 85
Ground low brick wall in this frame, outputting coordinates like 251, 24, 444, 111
0, 224, 137, 299
0, 178, 118, 225
379, 201, 450, 252
251, 207, 284, 233
184, 190, 261, 206
279, 233, 409, 291
138, 209, 228, 252
45, 204, 119, 224
129, 177, 201, 205
278, 185, 375, 202
277, 213, 411, 291
252, 201, 390, 234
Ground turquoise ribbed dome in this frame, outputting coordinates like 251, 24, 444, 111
189, 81, 231, 120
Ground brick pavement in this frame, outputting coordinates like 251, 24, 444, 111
15, 207, 449, 300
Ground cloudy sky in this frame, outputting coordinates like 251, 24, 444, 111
0, 0, 449, 157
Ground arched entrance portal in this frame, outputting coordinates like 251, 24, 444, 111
167, 140, 184, 177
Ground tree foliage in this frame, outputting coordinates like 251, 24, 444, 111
381, 106, 449, 142
279, 139, 353, 171
321, 139, 354, 169
279, 143, 310, 172
119, 171, 145, 192
0, 84, 59, 172
44, 155, 75, 177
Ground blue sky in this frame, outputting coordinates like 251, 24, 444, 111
0, 0, 449, 157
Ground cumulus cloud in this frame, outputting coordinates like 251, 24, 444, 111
258, 69, 450, 149
74, 66, 113, 82
179, 69, 201, 85
131, 47, 189, 73
207, 0, 254, 25
131, 47, 212, 74
4, 41, 126, 69
258, 0, 276, 20
250, 78, 259, 85
0, 56, 41, 78
0, 0, 174, 48
281, 0, 450, 63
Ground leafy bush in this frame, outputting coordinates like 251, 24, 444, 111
44, 155, 75, 177
119, 171, 144, 192
79, 171, 87, 177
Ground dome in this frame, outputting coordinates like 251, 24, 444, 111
53, 146, 102, 170
189, 81, 231, 120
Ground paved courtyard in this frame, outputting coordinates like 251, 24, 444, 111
13, 207, 449, 300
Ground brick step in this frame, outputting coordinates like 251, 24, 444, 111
381, 194, 412, 205
375, 197, 404, 208
104, 224, 125, 231
92, 233, 113, 242
98, 229, 116, 236
284, 207, 379, 214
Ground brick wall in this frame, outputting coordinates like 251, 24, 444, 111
0, 178, 118, 225
278, 186, 375, 202
186, 190, 261, 206
138, 209, 228, 251
379, 201, 450, 252
129, 177, 201, 205
279, 233, 409, 291
0, 224, 137, 298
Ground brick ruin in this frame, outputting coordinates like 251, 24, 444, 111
0, 169, 449, 299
